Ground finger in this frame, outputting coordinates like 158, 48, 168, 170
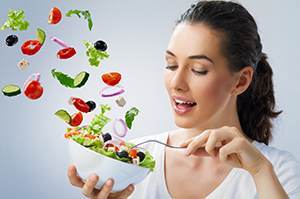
179, 137, 193, 147
96, 178, 114, 199
185, 130, 210, 156
219, 138, 244, 168
191, 147, 210, 156
179, 130, 209, 147
114, 184, 135, 199
205, 128, 236, 157
81, 174, 99, 198
68, 165, 84, 188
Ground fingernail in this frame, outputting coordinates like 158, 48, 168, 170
90, 174, 98, 181
106, 179, 113, 186
185, 149, 190, 156
128, 185, 133, 192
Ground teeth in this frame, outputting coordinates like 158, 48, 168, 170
174, 99, 195, 105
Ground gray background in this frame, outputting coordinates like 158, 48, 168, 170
0, 0, 299, 198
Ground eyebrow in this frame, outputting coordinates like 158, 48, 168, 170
166, 50, 214, 64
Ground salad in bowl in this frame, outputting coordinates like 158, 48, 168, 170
56, 104, 156, 192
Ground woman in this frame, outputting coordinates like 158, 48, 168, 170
67, 1, 300, 198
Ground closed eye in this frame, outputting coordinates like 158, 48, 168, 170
192, 69, 208, 75
165, 65, 178, 71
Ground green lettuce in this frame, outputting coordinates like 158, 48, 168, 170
1, 9, 29, 31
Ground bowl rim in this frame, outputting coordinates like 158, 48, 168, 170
68, 138, 151, 171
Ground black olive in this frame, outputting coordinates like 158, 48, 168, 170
94, 40, 107, 51
6, 35, 18, 46
86, 101, 96, 112
137, 151, 145, 162
101, 133, 112, 142
117, 150, 129, 159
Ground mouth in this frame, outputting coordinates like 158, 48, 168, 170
172, 96, 197, 115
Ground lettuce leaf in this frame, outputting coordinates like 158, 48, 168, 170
1, 9, 29, 31
66, 10, 93, 30
125, 107, 139, 129
83, 41, 109, 67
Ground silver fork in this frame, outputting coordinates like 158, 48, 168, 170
131, 139, 186, 149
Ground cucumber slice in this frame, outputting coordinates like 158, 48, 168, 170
36, 28, 46, 45
74, 71, 89, 88
55, 109, 71, 124
2, 84, 21, 97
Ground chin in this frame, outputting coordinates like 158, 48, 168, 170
173, 114, 197, 128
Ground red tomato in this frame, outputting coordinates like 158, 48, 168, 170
129, 149, 138, 158
24, 80, 43, 100
48, 7, 62, 24
57, 47, 76, 59
70, 112, 83, 127
101, 72, 122, 86
21, 40, 42, 55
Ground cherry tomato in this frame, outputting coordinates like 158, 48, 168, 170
21, 40, 42, 55
71, 97, 90, 113
101, 72, 122, 86
129, 149, 138, 158
70, 112, 83, 127
24, 80, 43, 100
48, 7, 62, 24
57, 47, 76, 59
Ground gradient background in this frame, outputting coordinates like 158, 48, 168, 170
0, 0, 299, 198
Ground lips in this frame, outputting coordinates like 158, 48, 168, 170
172, 95, 197, 105
172, 95, 197, 115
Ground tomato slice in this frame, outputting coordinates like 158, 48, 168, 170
101, 72, 122, 86
70, 112, 83, 127
129, 149, 138, 158
57, 47, 76, 59
48, 7, 62, 24
21, 40, 42, 55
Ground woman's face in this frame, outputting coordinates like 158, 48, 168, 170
164, 22, 240, 129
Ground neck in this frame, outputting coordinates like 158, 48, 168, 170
177, 96, 246, 142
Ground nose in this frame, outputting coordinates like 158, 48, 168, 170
169, 66, 189, 92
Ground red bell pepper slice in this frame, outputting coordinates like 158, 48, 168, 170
57, 47, 76, 59
21, 40, 42, 55
71, 97, 90, 113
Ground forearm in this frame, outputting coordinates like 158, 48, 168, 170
251, 160, 288, 199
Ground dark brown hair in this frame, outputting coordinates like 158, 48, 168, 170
176, 0, 282, 145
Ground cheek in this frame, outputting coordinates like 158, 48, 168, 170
164, 71, 172, 92
193, 75, 230, 105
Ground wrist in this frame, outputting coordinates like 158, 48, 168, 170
249, 158, 273, 178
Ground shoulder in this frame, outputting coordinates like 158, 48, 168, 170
253, 141, 300, 196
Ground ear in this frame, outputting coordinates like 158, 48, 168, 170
231, 66, 254, 96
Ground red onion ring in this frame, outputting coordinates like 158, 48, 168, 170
113, 118, 128, 137
51, 36, 69, 48
99, 86, 125, 98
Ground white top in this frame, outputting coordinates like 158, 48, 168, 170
128, 131, 300, 199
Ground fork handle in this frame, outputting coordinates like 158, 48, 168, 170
131, 139, 185, 149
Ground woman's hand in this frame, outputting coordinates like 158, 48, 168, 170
179, 126, 270, 176
67, 165, 135, 199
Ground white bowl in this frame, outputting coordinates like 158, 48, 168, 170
68, 139, 151, 192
